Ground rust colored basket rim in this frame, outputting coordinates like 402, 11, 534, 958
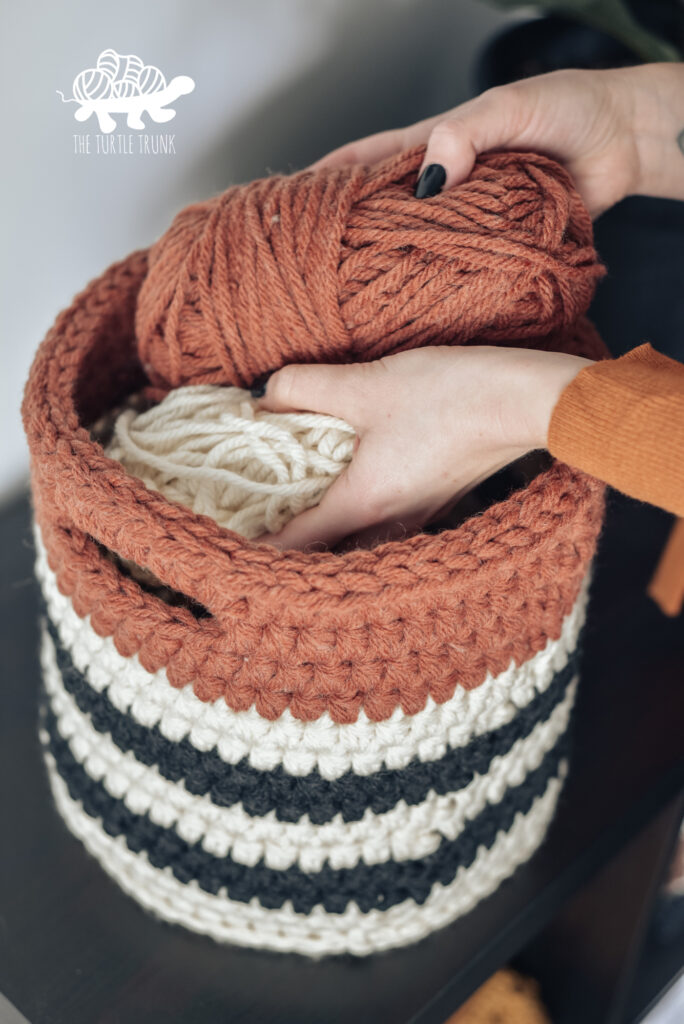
23, 249, 606, 722
23, 248, 603, 610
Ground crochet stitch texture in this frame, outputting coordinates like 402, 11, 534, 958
137, 147, 604, 390
24, 147, 606, 956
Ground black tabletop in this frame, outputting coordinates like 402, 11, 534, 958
1, 488, 683, 1024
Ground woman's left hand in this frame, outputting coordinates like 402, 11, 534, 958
254, 345, 590, 550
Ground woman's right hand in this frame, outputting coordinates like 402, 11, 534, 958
313, 64, 684, 217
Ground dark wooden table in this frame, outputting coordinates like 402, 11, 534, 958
1, 488, 683, 1024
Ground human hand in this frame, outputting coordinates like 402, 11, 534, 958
254, 345, 590, 550
314, 64, 684, 217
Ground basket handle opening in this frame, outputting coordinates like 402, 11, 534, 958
99, 541, 213, 620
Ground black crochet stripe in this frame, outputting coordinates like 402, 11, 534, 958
41, 695, 569, 915
43, 608, 579, 825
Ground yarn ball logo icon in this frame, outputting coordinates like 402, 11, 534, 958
57, 49, 195, 134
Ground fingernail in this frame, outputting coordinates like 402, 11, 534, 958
250, 371, 273, 399
415, 163, 446, 199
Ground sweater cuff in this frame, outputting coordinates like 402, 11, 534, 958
548, 343, 684, 518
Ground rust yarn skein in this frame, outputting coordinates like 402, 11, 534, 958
136, 146, 605, 389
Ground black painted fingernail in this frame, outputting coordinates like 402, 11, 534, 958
250, 371, 273, 398
415, 163, 446, 199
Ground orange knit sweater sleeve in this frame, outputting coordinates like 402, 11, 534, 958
548, 343, 684, 616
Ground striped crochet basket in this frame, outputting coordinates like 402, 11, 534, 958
24, 251, 605, 958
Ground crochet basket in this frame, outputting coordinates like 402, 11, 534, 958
24, 250, 605, 958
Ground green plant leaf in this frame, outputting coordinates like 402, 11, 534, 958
483, 0, 682, 62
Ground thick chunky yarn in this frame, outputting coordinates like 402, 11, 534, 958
104, 385, 354, 538
136, 147, 604, 389
24, 147, 607, 957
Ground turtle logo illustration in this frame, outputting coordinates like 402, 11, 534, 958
57, 49, 195, 134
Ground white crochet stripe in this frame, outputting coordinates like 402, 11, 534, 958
44, 748, 566, 957
35, 526, 589, 780
41, 624, 577, 871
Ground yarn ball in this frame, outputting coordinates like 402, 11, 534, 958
83, 50, 164, 101
111, 78, 140, 99
104, 385, 355, 539
135, 147, 605, 391
138, 64, 166, 94
119, 53, 144, 85
96, 48, 120, 79
73, 68, 112, 102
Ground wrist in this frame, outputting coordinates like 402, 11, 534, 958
510, 349, 592, 452
614, 63, 684, 203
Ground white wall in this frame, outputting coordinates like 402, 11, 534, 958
0, 0, 512, 500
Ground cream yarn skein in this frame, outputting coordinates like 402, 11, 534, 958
105, 386, 355, 539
